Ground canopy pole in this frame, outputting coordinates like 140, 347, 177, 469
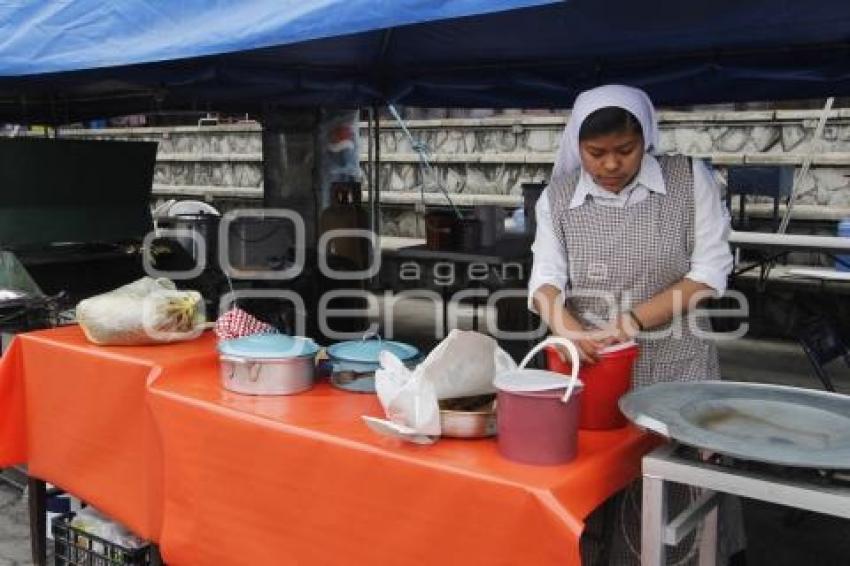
777, 96, 835, 235
387, 104, 462, 219
366, 107, 374, 231
764, 96, 834, 281
371, 105, 381, 285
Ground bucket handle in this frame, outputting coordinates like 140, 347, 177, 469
517, 337, 581, 404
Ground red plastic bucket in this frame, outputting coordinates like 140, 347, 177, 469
545, 341, 639, 430
496, 386, 582, 465
495, 337, 584, 466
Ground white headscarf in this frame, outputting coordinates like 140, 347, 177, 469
549, 85, 659, 186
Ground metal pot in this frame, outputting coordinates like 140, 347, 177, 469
326, 335, 420, 393
158, 213, 220, 269
218, 334, 319, 395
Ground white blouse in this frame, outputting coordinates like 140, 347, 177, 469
528, 154, 733, 312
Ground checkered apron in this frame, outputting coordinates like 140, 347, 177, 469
547, 155, 743, 564
548, 154, 719, 386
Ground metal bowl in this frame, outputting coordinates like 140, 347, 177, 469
620, 381, 850, 469
439, 395, 497, 438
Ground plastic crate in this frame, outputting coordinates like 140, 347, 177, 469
52, 512, 151, 566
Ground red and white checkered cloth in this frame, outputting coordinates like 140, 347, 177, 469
214, 308, 278, 341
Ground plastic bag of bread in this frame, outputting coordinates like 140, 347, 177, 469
76, 277, 206, 345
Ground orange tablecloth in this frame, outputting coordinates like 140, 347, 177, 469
0, 326, 658, 565
0, 326, 217, 540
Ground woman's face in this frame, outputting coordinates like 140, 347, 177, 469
578, 129, 644, 193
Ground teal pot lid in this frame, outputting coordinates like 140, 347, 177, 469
327, 339, 419, 364
218, 334, 319, 359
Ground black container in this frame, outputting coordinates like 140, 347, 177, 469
158, 213, 220, 270
455, 217, 482, 251
424, 210, 459, 251
227, 216, 292, 271
52, 512, 152, 566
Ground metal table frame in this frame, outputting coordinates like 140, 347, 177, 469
729, 230, 850, 287
641, 443, 850, 566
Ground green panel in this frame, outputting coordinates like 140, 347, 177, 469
0, 138, 156, 247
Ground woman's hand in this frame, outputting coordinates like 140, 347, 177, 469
550, 311, 608, 364
533, 285, 607, 363
550, 335, 606, 364
599, 312, 641, 344
574, 334, 608, 364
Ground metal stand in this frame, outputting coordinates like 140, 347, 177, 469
25, 473, 166, 566
641, 443, 850, 566
27, 476, 47, 566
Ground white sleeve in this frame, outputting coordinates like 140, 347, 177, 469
527, 188, 570, 313
685, 159, 733, 296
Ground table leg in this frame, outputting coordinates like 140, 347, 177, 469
598, 495, 617, 566
698, 505, 718, 566
27, 476, 47, 566
642, 474, 667, 566
150, 544, 165, 566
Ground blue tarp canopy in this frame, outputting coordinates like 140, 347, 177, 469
1, 0, 850, 121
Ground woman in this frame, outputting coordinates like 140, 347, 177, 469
528, 85, 744, 564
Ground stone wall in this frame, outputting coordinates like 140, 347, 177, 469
367, 110, 850, 205
366, 111, 850, 237
55, 109, 850, 237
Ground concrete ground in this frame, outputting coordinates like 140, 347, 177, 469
1, 299, 849, 565
0, 481, 34, 566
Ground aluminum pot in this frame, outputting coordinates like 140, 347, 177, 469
218, 334, 319, 395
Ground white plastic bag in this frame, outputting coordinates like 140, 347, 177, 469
368, 330, 517, 441
76, 277, 205, 346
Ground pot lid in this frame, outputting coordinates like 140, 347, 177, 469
218, 334, 318, 359
494, 369, 584, 393
163, 213, 220, 224
327, 339, 419, 364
